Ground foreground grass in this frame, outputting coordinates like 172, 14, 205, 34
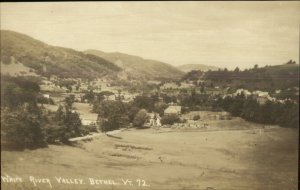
1, 119, 298, 190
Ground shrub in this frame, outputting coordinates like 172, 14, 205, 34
161, 114, 181, 125
193, 115, 200, 120
100, 115, 129, 132
95, 100, 129, 132
44, 124, 64, 144
37, 96, 55, 105
133, 109, 150, 128
80, 124, 98, 135
1, 108, 47, 150
181, 106, 190, 114
54, 106, 82, 143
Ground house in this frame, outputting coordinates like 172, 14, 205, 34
147, 112, 161, 127
164, 106, 182, 115
160, 82, 179, 90
179, 82, 194, 89
253, 90, 269, 97
107, 95, 116, 101
81, 119, 96, 126
43, 94, 50, 99
234, 89, 251, 97
252, 90, 274, 105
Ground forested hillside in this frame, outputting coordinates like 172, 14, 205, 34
1, 30, 120, 79
183, 62, 299, 92
85, 49, 184, 80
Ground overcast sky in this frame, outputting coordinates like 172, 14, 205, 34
1, 2, 299, 69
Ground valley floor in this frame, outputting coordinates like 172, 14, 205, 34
1, 121, 298, 190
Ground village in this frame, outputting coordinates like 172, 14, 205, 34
36, 74, 297, 140
2, 73, 298, 189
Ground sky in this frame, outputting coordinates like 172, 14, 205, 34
1, 1, 299, 70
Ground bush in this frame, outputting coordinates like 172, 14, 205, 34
1, 108, 47, 150
133, 109, 150, 128
100, 115, 129, 132
1, 76, 40, 108
161, 114, 181, 125
37, 96, 55, 105
80, 124, 98, 135
193, 115, 200, 120
44, 124, 64, 144
54, 106, 82, 143
94, 100, 129, 132
181, 106, 190, 114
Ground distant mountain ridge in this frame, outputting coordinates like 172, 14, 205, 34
177, 64, 219, 72
1, 30, 184, 80
1, 30, 120, 79
183, 62, 299, 91
85, 49, 184, 80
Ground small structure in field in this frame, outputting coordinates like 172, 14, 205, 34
43, 94, 50, 99
164, 106, 182, 115
82, 119, 96, 126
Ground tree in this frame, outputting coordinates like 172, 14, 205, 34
161, 114, 181, 125
117, 89, 122, 101
240, 97, 259, 121
200, 84, 205, 94
1, 76, 40, 108
95, 101, 129, 132
62, 108, 82, 142
65, 95, 75, 108
76, 81, 81, 91
153, 102, 168, 117
66, 85, 72, 92
133, 109, 150, 128
1, 108, 47, 149
234, 67, 240, 72
193, 115, 200, 120
82, 90, 95, 103
52, 105, 82, 143
133, 95, 155, 112
126, 103, 140, 123
286, 59, 296, 65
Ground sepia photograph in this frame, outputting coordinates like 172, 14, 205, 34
0, 1, 299, 190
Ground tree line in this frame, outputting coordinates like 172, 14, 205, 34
1, 76, 93, 150
215, 93, 299, 128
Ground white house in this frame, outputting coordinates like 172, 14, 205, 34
147, 112, 162, 127
43, 94, 50, 99
234, 89, 251, 97
160, 82, 179, 90
253, 90, 269, 97
104, 94, 116, 101
82, 119, 96, 126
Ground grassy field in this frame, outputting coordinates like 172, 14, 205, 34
1, 119, 298, 190
1, 62, 38, 77
73, 103, 98, 122
42, 102, 98, 123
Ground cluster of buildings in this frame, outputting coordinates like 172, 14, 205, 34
225, 88, 293, 105
159, 81, 195, 90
